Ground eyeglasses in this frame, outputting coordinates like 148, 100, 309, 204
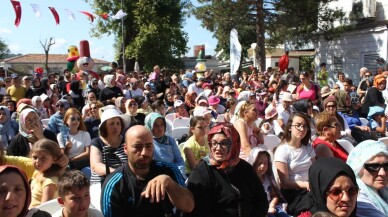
291, 124, 309, 130
364, 162, 388, 173
327, 122, 341, 128
326, 105, 336, 108
210, 139, 230, 148
70, 117, 81, 122
56, 104, 65, 108
327, 186, 359, 201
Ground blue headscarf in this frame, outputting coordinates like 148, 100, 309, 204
0, 106, 16, 147
144, 112, 167, 143
347, 140, 388, 215
367, 106, 385, 120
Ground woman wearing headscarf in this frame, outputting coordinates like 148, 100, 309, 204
323, 95, 354, 143
47, 99, 70, 135
361, 74, 386, 117
7, 108, 57, 157
144, 112, 185, 176
0, 165, 51, 217
336, 90, 374, 143
114, 96, 126, 114
347, 140, 388, 216
183, 122, 268, 217
0, 106, 18, 148
125, 98, 146, 127
307, 157, 358, 217
98, 74, 123, 105
31, 96, 48, 119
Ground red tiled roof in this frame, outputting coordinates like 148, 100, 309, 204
3, 54, 109, 64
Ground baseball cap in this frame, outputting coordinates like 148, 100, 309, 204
11, 73, 19, 79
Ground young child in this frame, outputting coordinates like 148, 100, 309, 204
367, 106, 386, 138
180, 116, 210, 176
30, 139, 66, 208
247, 147, 288, 217
173, 100, 189, 119
53, 170, 103, 217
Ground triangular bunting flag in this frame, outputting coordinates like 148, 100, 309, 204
65, 9, 76, 21
10, 0, 22, 27
30, 4, 41, 18
80, 11, 94, 22
48, 7, 60, 25
112, 9, 127, 20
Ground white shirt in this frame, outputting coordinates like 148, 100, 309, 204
336, 80, 345, 90
57, 130, 91, 159
274, 143, 316, 182
52, 207, 104, 217
277, 105, 291, 125
188, 83, 203, 96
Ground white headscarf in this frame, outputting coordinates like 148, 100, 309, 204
104, 75, 115, 88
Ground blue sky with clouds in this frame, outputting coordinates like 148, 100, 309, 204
0, 0, 217, 62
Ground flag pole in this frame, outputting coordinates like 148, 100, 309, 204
121, 0, 126, 73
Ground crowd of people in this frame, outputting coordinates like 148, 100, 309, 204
0, 60, 387, 217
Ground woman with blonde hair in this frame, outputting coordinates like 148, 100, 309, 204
57, 108, 91, 178
233, 100, 263, 160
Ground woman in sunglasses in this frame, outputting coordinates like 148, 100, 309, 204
184, 123, 268, 217
57, 108, 91, 179
308, 157, 358, 217
47, 99, 70, 135
347, 140, 388, 216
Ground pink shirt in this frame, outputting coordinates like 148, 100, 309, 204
298, 85, 318, 101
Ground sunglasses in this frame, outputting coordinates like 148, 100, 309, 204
327, 122, 341, 128
56, 104, 65, 108
70, 117, 81, 122
364, 162, 388, 173
129, 103, 137, 107
327, 186, 359, 201
326, 105, 336, 108
210, 139, 231, 148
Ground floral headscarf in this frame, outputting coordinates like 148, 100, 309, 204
347, 140, 388, 215
206, 122, 241, 171
18, 108, 40, 139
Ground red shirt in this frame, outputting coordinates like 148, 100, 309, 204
312, 137, 348, 162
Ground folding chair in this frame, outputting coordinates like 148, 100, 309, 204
263, 134, 281, 152
173, 117, 190, 128
171, 127, 190, 141
337, 139, 354, 153
378, 137, 388, 145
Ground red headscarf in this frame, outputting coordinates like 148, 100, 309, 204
207, 122, 241, 171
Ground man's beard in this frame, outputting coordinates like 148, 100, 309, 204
134, 157, 151, 169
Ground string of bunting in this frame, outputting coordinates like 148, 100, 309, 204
9, 0, 127, 27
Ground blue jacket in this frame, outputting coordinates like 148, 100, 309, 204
338, 111, 362, 130
48, 112, 64, 134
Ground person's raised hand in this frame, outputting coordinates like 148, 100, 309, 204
141, 174, 172, 203
56, 153, 69, 168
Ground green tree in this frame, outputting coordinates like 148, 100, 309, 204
0, 38, 10, 59
85, 0, 189, 71
192, 0, 346, 71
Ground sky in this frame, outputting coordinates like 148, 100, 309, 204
0, 0, 217, 62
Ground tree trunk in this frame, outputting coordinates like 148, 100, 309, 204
255, 0, 266, 72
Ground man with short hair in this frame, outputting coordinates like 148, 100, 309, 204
101, 125, 194, 217
188, 77, 205, 96
357, 69, 372, 99
343, 78, 353, 93
22, 76, 34, 99
6, 73, 26, 102
124, 78, 143, 99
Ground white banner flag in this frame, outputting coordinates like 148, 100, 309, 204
112, 9, 127, 20
30, 4, 41, 18
230, 29, 241, 75
65, 9, 76, 21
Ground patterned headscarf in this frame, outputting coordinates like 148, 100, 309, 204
347, 140, 388, 215
18, 108, 40, 139
206, 122, 241, 171
0, 106, 15, 146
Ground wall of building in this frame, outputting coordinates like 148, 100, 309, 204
315, 25, 388, 86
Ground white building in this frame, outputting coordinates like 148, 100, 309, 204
315, 0, 388, 86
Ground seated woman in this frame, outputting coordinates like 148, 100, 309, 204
274, 112, 315, 204
313, 111, 349, 162
323, 96, 355, 144
183, 123, 268, 217
347, 140, 388, 216
144, 112, 185, 176
308, 157, 358, 217
125, 98, 146, 127
293, 99, 317, 139
57, 108, 92, 178
84, 101, 104, 140
367, 106, 386, 139
31, 96, 48, 119
174, 100, 189, 119
48, 99, 70, 135
0, 165, 51, 217
0, 106, 18, 148
89, 108, 130, 210
7, 108, 57, 157
248, 147, 288, 217
337, 91, 373, 143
